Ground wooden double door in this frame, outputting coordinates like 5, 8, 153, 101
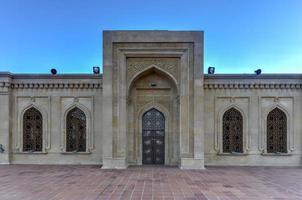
142, 108, 165, 164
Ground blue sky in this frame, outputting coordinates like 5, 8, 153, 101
0, 0, 301, 74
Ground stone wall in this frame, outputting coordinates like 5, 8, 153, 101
203, 74, 302, 166
0, 73, 103, 165
1, 72, 302, 167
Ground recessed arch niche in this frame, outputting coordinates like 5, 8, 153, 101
126, 64, 180, 165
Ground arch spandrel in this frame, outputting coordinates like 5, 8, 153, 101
127, 58, 180, 95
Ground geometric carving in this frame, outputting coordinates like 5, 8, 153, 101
229, 97, 235, 103
73, 97, 79, 103
23, 107, 43, 152
66, 107, 86, 152
8, 82, 102, 90
127, 58, 179, 83
204, 83, 302, 90
273, 97, 279, 102
267, 108, 287, 153
223, 108, 243, 153
142, 108, 165, 164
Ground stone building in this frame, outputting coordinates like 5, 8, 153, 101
0, 31, 301, 169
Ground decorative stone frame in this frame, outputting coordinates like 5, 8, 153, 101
60, 102, 93, 153
117, 47, 188, 157
136, 102, 171, 165
17, 103, 49, 153
102, 31, 204, 169
216, 104, 249, 155
260, 102, 294, 155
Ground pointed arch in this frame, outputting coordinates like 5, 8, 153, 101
136, 102, 171, 165
61, 102, 92, 152
216, 103, 248, 154
266, 107, 287, 153
22, 107, 43, 152
222, 107, 243, 153
142, 108, 165, 130
66, 107, 86, 152
127, 64, 179, 96
142, 108, 165, 164
137, 102, 170, 121
18, 103, 49, 152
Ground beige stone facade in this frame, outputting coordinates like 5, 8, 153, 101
0, 31, 301, 169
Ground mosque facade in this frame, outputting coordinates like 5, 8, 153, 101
0, 31, 301, 169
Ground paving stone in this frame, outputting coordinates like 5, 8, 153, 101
0, 165, 301, 199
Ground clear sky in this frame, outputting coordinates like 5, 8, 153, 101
0, 0, 302, 74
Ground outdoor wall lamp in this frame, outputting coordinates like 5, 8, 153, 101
0, 144, 4, 153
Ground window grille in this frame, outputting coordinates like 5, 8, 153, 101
23, 108, 43, 152
66, 108, 86, 152
223, 108, 243, 153
267, 108, 287, 153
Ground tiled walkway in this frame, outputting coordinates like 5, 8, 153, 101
0, 165, 302, 200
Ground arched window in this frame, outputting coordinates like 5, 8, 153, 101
66, 107, 86, 152
267, 108, 287, 153
23, 107, 43, 152
223, 108, 243, 153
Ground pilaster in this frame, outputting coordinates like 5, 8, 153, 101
0, 74, 12, 164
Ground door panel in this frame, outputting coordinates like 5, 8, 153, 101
142, 108, 165, 165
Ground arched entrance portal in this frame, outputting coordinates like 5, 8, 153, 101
127, 65, 180, 166
142, 108, 165, 164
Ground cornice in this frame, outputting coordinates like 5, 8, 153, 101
1, 72, 301, 90
204, 74, 302, 89
204, 74, 302, 80
204, 83, 302, 89
0, 73, 103, 90
0, 82, 102, 90
2, 82, 300, 90
0, 72, 102, 79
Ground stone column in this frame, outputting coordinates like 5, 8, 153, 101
0, 75, 11, 164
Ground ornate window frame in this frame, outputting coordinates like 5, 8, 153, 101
261, 104, 292, 155
216, 104, 249, 155
17, 103, 49, 154
61, 103, 92, 154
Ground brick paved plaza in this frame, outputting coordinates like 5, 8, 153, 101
0, 165, 301, 200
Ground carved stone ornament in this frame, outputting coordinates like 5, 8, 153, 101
127, 58, 179, 84
229, 97, 235, 103
274, 97, 279, 102
73, 97, 79, 103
